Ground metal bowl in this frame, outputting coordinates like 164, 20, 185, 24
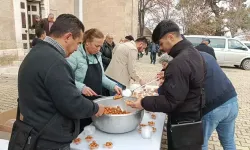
92, 96, 144, 134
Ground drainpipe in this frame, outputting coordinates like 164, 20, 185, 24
79, 0, 83, 22
131, 0, 134, 37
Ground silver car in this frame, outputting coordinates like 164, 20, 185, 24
185, 35, 250, 70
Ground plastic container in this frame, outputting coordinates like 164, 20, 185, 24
83, 125, 96, 136
141, 126, 153, 139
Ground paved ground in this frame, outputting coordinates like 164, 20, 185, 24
0, 54, 250, 149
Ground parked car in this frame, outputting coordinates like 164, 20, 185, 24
185, 35, 250, 70
242, 41, 250, 49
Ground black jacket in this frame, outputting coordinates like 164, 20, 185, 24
40, 18, 53, 35
195, 43, 216, 59
101, 41, 115, 70
31, 38, 43, 47
18, 41, 99, 149
200, 52, 237, 115
141, 40, 205, 122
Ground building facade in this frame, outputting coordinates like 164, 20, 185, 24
0, 0, 138, 57
82, 0, 138, 43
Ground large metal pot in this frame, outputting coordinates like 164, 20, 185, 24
92, 96, 144, 134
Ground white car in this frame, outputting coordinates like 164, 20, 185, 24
185, 35, 250, 70
242, 41, 250, 49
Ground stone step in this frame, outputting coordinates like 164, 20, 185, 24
11, 53, 27, 67
12, 60, 22, 67
0, 66, 19, 76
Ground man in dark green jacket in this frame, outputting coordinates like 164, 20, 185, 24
101, 34, 115, 71
9, 14, 104, 150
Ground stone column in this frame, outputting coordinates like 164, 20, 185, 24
12, 0, 22, 49
79, 0, 83, 22
74, 0, 83, 21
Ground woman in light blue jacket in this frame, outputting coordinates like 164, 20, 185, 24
67, 28, 122, 131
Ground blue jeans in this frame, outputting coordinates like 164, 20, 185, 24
202, 96, 238, 150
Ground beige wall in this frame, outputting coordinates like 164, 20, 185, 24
83, 0, 138, 43
49, 0, 75, 18
0, 0, 17, 50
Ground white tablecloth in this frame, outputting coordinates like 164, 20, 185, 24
0, 139, 9, 150
70, 111, 166, 150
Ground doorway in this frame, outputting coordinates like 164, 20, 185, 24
20, 0, 40, 50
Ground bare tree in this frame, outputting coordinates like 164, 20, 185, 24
145, 0, 174, 30
138, 0, 157, 37
176, 0, 213, 34
138, 0, 174, 36
205, 0, 248, 35
225, 7, 250, 37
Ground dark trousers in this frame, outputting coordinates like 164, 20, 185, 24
166, 121, 202, 150
150, 52, 157, 64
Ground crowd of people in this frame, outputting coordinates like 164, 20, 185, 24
7, 13, 238, 150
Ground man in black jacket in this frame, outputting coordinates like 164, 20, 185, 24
195, 38, 216, 59
31, 28, 46, 47
101, 34, 115, 71
10, 14, 104, 149
129, 20, 204, 150
157, 51, 238, 150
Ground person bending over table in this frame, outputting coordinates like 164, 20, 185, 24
128, 20, 205, 150
67, 28, 122, 132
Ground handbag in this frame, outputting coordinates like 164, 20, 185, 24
8, 98, 59, 150
169, 54, 206, 149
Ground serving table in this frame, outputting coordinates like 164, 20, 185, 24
70, 111, 166, 150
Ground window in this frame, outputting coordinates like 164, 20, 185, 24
209, 38, 226, 48
21, 12, 26, 28
228, 39, 246, 50
20, 2, 25, 9
243, 43, 250, 49
22, 34, 27, 40
185, 37, 202, 47
32, 6, 37, 11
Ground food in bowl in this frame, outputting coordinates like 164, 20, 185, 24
104, 106, 130, 115
92, 96, 144, 134
148, 121, 155, 126
89, 141, 99, 150
104, 142, 113, 149
73, 138, 81, 145
85, 135, 93, 142
113, 94, 123, 100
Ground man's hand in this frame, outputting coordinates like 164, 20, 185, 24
159, 79, 164, 86
156, 71, 164, 80
114, 85, 122, 95
82, 86, 97, 96
127, 98, 144, 110
139, 79, 146, 86
95, 104, 105, 117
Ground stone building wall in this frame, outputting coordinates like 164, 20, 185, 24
83, 0, 138, 43
49, 0, 75, 18
0, 0, 17, 50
